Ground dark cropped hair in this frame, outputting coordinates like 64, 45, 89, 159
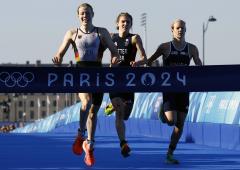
77, 3, 94, 16
116, 12, 133, 30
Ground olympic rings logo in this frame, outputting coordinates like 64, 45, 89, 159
0, 72, 35, 87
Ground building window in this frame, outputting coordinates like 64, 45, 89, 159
41, 100, 46, 107
19, 111, 23, 119
30, 101, 34, 107
41, 111, 46, 118
18, 101, 23, 107
30, 111, 34, 119
53, 100, 57, 107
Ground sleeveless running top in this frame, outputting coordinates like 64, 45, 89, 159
73, 27, 102, 62
163, 41, 191, 66
111, 33, 137, 66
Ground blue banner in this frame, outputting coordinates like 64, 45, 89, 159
1, 65, 240, 92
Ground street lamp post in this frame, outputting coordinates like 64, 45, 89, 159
203, 16, 217, 65
23, 94, 27, 123
6, 96, 11, 122
141, 13, 147, 55
13, 93, 18, 122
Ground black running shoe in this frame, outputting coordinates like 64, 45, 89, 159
121, 143, 131, 157
120, 140, 131, 157
165, 154, 179, 164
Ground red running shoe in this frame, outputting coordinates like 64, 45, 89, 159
72, 135, 85, 155
82, 140, 95, 166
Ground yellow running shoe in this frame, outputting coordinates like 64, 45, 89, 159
104, 103, 115, 116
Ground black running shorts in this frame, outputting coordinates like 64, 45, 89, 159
162, 92, 189, 113
109, 92, 134, 120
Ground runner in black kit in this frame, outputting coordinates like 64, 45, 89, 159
52, 3, 120, 166
147, 19, 202, 164
109, 12, 147, 157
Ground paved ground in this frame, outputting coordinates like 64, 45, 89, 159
0, 133, 240, 170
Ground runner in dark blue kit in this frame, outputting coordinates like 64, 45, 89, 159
147, 19, 202, 164
52, 3, 120, 166
108, 12, 147, 157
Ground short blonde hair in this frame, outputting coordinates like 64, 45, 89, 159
171, 19, 186, 29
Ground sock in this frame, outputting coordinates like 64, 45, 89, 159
87, 139, 95, 149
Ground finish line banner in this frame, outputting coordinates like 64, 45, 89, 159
0, 65, 240, 93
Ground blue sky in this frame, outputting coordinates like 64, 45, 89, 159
0, 0, 239, 65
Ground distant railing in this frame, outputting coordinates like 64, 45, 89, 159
12, 91, 240, 133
